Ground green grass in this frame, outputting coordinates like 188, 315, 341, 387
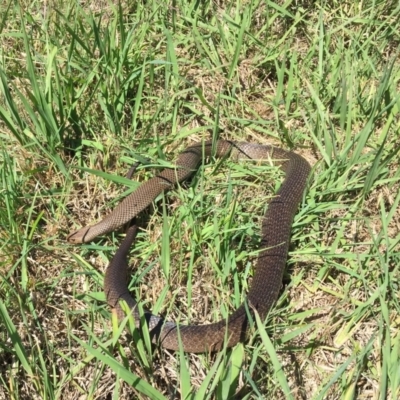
1, 0, 400, 398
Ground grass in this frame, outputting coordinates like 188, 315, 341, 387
0, 0, 399, 398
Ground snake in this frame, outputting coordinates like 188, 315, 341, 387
67, 140, 311, 353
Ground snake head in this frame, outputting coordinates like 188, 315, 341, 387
66, 226, 91, 244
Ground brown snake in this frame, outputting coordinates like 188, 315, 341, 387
67, 140, 311, 353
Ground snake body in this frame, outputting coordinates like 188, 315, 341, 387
67, 141, 310, 353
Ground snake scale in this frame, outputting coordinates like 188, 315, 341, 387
67, 140, 310, 353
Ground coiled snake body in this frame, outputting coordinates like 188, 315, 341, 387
67, 141, 310, 353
